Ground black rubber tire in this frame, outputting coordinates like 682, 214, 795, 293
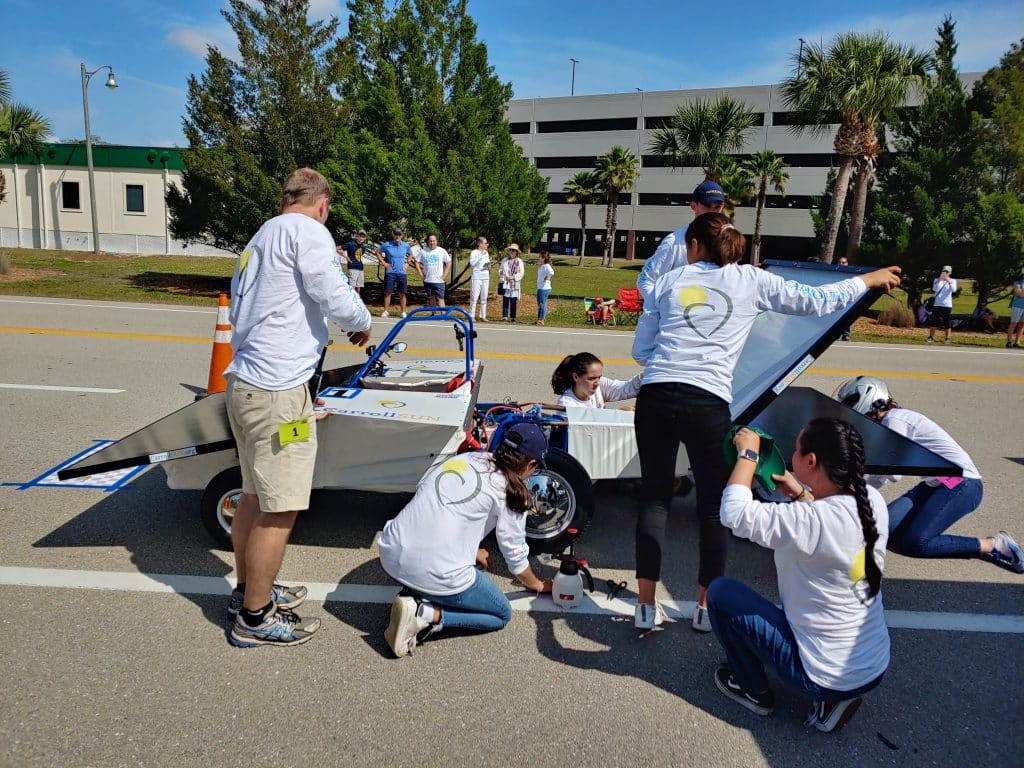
200, 466, 243, 550
525, 448, 595, 555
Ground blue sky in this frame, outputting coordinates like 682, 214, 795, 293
1, 0, 1021, 147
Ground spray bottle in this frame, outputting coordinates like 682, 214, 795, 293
551, 529, 595, 609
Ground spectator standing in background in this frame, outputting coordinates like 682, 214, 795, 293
1008, 272, 1024, 348
500, 244, 525, 322
468, 236, 492, 322
926, 265, 957, 345
536, 251, 554, 326
337, 229, 368, 296
378, 227, 412, 319
415, 234, 452, 308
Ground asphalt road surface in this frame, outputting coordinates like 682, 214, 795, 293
1, 296, 1022, 768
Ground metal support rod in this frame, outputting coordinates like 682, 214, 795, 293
570, 58, 578, 96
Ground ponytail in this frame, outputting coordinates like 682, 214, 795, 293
686, 212, 746, 265
492, 444, 534, 513
798, 417, 882, 600
551, 352, 601, 395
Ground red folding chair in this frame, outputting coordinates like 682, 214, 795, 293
615, 288, 643, 324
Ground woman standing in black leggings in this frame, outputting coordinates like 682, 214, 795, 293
630, 213, 901, 632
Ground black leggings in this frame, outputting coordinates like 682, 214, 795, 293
634, 382, 733, 587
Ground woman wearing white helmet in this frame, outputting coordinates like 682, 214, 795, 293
835, 376, 1023, 573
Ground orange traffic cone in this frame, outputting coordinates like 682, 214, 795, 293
204, 293, 233, 395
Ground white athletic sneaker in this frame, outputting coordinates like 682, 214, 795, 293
692, 604, 712, 633
380, 310, 389, 318
400, 312, 408, 318
384, 595, 428, 658
634, 602, 666, 630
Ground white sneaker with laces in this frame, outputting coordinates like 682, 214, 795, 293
400, 312, 408, 318
384, 595, 429, 658
634, 602, 666, 630
380, 310, 389, 318
692, 604, 712, 633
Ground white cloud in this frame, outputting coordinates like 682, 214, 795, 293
167, 24, 239, 61
307, 0, 343, 20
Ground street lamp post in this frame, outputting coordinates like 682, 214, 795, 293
80, 63, 118, 255
570, 58, 579, 96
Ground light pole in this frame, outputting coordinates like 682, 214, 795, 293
81, 63, 118, 255
797, 38, 806, 77
570, 58, 579, 96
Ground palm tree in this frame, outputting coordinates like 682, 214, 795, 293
781, 33, 930, 262
563, 170, 599, 266
717, 157, 755, 220
743, 151, 790, 263
647, 95, 758, 181
0, 68, 52, 205
594, 146, 639, 267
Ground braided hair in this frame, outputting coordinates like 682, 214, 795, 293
799, 417, 882, 600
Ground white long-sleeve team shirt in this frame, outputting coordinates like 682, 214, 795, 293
931, 277, 957, 308
377, 452, 531, 596
469, 249, 491, 279
636, 224, 688, 307
721, 484, 891, 691
557, 374, 642, 409
226, 212, 372, 390
870, 408, 981, 488
632, 261, 867, 403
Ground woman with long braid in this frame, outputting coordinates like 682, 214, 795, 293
707, 418, 890, 733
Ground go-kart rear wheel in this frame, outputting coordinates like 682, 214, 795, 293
200, 467, 242, 550
525, 448, 594, 555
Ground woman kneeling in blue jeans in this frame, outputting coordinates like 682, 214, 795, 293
835, 376, 1024, 572
708, 419, 890, 733
378, 424, 553, 658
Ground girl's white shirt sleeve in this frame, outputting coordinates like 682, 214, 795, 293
721, 484, 823, 555
599, 374, 642, 403
494, 505, 530, 577
754, 271, 867, 315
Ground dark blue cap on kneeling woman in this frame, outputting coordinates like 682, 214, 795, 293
502, 423, 547, 467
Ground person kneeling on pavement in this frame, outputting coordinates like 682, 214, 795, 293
707, 419, 890, 733
379, 424, 553, 657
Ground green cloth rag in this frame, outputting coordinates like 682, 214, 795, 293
723, 425, 788, 494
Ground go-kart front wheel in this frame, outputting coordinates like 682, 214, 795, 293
525, 448, 594, 555
200, 467, 242, 550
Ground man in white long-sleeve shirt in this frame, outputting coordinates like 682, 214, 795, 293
225, 167, 372, 648
636, 180, 726, 307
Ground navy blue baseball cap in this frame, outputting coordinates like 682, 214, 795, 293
693, 180, 726, 205
502, 423, 547, 467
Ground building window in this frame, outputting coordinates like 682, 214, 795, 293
535, 156, 597, 169
61, 181, 81, 211
537, 117, 637, 133
509, 121, 530, 134
125, 184, 145, 213
772, 110, 840, 126
646, 114, 764, 128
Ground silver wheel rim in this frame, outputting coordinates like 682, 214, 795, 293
216, 488, 242, 535
526, 469, 576, 541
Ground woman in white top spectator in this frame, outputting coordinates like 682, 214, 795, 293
379, 423, 553, 658
709, 418, 890, 733
536, 251, 555, 325
835, 376, 1023, 572
631, 212, 901, 632
927, 265, 957, 344
551, 352, 642, 409
468, 236, 492, 322
499, 244, 525, 322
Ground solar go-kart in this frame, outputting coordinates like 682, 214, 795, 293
59, 263, 962, 555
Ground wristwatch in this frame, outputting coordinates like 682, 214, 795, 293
737, 448, 759, 464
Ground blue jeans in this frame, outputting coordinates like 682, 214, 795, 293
536, 289, 551, 320
707, 578, 884, 701
502, 295, 518, 320
419, 569, 512, 633
887, 478, 983, 559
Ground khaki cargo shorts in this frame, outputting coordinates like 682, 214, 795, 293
226, 376, 317, 513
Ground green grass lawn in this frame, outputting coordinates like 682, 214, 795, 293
0, 247, 1016, 343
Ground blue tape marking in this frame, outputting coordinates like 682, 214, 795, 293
1, 440, 146, 491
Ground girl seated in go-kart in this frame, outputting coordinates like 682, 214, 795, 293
551, 352, 642, 409
379, 423, 553, 658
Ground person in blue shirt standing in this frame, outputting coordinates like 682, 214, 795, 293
337, 228, 368, 296
1008, 271, 1024, 348
377, 227, 412, 318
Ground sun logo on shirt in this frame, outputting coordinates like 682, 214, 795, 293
849, 548, 872, 604
235, 245, 262, 297
434, 458, 483, 505
677, 284, 734, 338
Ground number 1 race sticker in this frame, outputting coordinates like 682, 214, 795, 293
279, 419, 311, 446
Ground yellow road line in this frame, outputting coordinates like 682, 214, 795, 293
3, 325, 1022, 384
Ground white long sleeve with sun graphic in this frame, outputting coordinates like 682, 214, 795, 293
720, 483, 891, 691
632, 261, 866, 402
377, 452, 530, 596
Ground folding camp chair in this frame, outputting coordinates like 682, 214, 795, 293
614, 288, 643, 324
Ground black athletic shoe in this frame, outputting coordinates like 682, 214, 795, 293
805, 697, 863, 732
714, 665, 774, 716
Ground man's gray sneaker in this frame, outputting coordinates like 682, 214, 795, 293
227, 583, 308, 619
229, 606, 320, 648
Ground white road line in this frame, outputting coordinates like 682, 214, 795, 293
834, 342, 1015, 357
0, 383, 124, 394
0, 298, 216, 314
2, 565, 1022, 634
